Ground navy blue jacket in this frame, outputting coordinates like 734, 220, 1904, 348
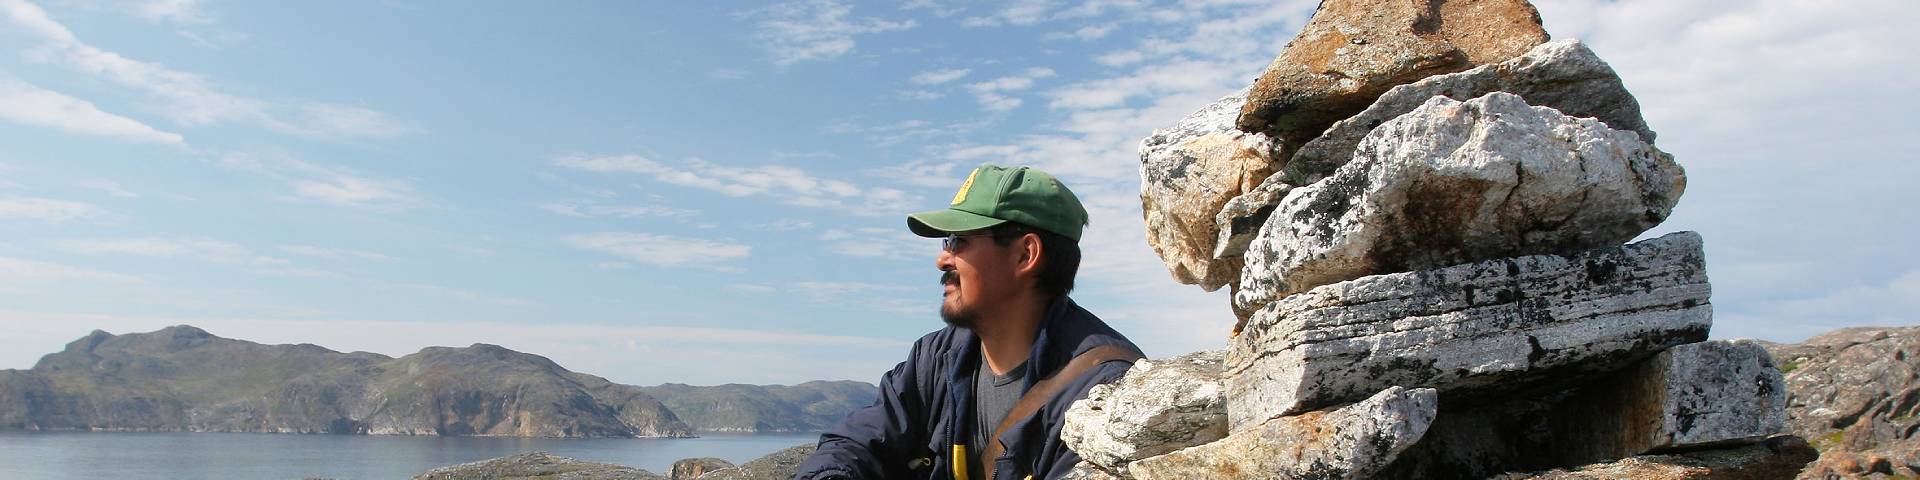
793, 297, 1142, 480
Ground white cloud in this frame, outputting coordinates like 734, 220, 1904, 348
966, 67, 1057, 111
76, 179, 138, 198
960, 0, 1054, 27
0, 78, 185, 145
819, 227, 929, 260
790, 281, 927, 315
897, 89, 944, 101
564, 232, 751, 271
911, 68, 971, 85
54, 236, 288, 266
1045, 23, 1117, 41
537, 200, 698, 219
0, 196, 109, 221
0, 0, 411, 138
275, 157, 421, 210
744, 0, 917, 66
277, 245, 394, 262
0, 256, 143, 288
131, 0, 209, 25
553, 153, 918, 215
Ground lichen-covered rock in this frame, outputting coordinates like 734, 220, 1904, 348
1210, 175, 1293, 265
1550, 340, 1788, 461
1057, 461, 1125, 480
411, 452, 666, 480
1140, 88, 1283, 291
1235, 0, 1549, 145
1492, 436, 1819, 480
695, 443, 814, 480
1756, 326, 1920, 479
1061, 350, 1228, 473
1383, 340, 1787, 479
1127, 386, 1437, 480
669, 457, 733, 480
1226, 231, 1711, 429
1284, 39, 1657, 186
1233, 92, 1686, 318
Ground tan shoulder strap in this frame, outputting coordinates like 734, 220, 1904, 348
979, 345, 1142, 480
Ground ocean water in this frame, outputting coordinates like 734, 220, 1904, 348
0, 431, 822, 479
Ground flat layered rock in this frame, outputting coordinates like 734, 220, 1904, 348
1236, 0, 1548, 145
1140, 88, 1283, 291
1226, 231, 1712, 428
412, 452, 665, 480
1061, 350, 1229, 473
1493, 436, 1818, 480
1284, 39, 1656, 186
1129, 386, 1437, 480
1233, 92, 1686, 318
1210, 175, 1292, 268
1552, 340, 1787, 461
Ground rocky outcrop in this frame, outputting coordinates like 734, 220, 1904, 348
1114, 0, 1808, 477
1759, 326, 1920, 478
1226, 232, 1711, 426
3, 326, 771, 438
669, 458, 734, 480
1127, 386, 1437, 480
1139, 88, 1284, 291
1232, 92, 1686, 319
410, 451, 666, 480
694, 443, 815, 480
1236, 0, 1548, 145
1061, 350, 1229, 472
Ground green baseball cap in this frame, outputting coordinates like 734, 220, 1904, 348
907, 164, 1088, 242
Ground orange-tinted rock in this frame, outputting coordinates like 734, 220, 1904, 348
1235, 0, 1548, 146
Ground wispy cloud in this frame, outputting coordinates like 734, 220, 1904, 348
0, 256, 143, 288
537, 200, 698, 219
911, 68, 971, 85
277, 245, 395, 262
966, 67, 1056, 112
53, 236, 289, 266
76, 179, 138, 198
0, 0, 412, 138
743, 0, 917, 66
0, 196, 110, 221
820, 227, 929, 260
564, 232, 751, 271
0, 78, 185, 145
216, 152, 422, 211
553, 153, 917, 215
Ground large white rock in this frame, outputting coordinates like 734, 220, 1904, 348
1128, 386, 1438, 480
1233, 92, 1685, 318
1285, 39, 1657, 186
1061, 350, 1228, 473
1139, 87, 1284, 291
1225, 232, 1712, 430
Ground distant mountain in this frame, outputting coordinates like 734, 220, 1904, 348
640, 381, 877, 433
0, 325, 690, 438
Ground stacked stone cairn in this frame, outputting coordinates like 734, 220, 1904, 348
1063, 0, 1815, 478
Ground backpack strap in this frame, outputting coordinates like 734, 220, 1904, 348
980, 345, 1142, 480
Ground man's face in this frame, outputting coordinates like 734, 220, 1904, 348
937, 229, 1022, 329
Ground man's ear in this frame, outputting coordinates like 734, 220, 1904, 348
1015, 233, 1044, 277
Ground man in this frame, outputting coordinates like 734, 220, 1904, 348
793, 164, 1143, 480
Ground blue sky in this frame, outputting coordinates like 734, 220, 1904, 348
0, 0, 1914, 385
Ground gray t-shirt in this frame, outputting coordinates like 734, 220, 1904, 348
969, 352, 1028, 477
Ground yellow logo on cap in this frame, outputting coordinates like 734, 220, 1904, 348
951, 169, 978, 206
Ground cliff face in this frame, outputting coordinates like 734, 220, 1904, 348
0, 325, 693, 438
639, 381, 876, 433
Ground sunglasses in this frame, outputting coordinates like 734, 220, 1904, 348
941, 232, 992, 253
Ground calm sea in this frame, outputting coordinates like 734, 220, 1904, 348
0, 431, 822, 479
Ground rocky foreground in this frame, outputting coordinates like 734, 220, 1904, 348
0, 326, 874, 437
410, 326, 1918, 479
